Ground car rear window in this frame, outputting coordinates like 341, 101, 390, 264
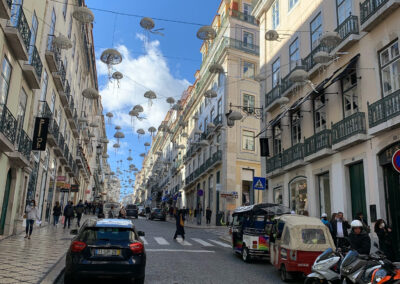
80, 227, 136, 243
301, 228, 326, 244
126, 205, 137, 210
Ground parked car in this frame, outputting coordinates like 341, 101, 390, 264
149, 208, 166, 221
103, 202, 120, 218
65, 218, 146, 284
126, 204, 138, 219
138, 206, 145, 216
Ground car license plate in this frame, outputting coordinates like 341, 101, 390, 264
95, 249, 121, 256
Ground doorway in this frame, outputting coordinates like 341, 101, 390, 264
348, 162, 367, 219
0, 170, 12, 235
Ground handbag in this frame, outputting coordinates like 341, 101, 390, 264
180, 215, 184, 227
61, 216, 65, 225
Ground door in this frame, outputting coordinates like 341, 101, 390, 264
0, 170, 12, 235
349, 162, 367, 219
383, 166, 400, 260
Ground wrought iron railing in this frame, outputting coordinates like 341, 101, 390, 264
39, 101, 53, 118
58, 133, 65, 151
304, 129, 332, 157
227, 37, 260, 56
230, 9, 258, 25
302, 44, 333, 72
8, 5, 31, 52
16, 128, 31, 161
280, 72, 295, 95
49, 119, 59, 140
266, 154, 282, 173
282, 143, 304, 167
0, 104, 17, 144
335, 15, 359, 42
368, 89, 400, 127
63, 143, 69, 160
56, 58, 67, 87
265, 85, 281, 107
360, 0, 389, 24
28, 45, 43, 80
332, 112, 366, 144
213, 114, 222, 126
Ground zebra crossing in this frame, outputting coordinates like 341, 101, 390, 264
140, 236, 231, 248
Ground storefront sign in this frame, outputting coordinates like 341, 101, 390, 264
392, 149, 400, 173
71, 184, 79, 192
57, 176, 66, 182
32, 117, 49, 151
59, 188, 69, 192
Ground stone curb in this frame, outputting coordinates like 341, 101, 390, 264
38, 254, 66, 284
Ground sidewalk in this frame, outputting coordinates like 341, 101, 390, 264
0, 216, 87, 284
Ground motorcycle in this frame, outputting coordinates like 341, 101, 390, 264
305, 247, 346, 284
371, 258, 400, 284
340, 250, 383, 284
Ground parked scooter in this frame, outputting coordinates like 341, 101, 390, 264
370, 257, 400, 284
304, 247, 346, 284
340, 250, 383, 284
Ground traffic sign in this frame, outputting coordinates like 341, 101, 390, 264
253, 177, 266, 190
392, 149, 400, 173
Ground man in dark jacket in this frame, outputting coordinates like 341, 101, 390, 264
63, 201, 74, 229
348, 220, 371, 255
331, 211, 351, 248
173, 209, 185, 240
75, 200, 84, 227
206, 207, 212, 225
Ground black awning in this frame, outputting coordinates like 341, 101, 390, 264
327, 54, 360, 86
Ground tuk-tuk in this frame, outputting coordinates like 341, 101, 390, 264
231, 203, 291, 262
269, 214, 335, 281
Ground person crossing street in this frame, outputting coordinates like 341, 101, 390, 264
173, 209, 185, 240
75, 200, 84, 227
63, 201, 75, 229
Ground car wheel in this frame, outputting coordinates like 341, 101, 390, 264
135, 276, 145, 284
242, 246, 250, 262
280, 264, 290, 282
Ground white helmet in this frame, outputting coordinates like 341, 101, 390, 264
351, 220, 363, 228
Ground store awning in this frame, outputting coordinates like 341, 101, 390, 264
323, 54, 360, 88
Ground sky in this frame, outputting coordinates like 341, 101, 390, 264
86, 0, 220, 199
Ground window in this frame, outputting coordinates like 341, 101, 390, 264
243, 3, 252, 15
337, 0, 352, 25
310, 13, 322, 50
379, 40, 400, 96
288, 0, 299, 11
62, 0, 68, 18
17, 89, 27, 130
273, 122, 282, 155
243, 94, 255, 113
204, 117, 208, 131
217, 134, 221, 151
273, 186, 283, 204
291, 110, 301, 145
302, 229, 326, 244
342, 69, 359, 117
50, 91, 56, 113
68, 14, 73, 39
272, 0, 279, 29
0, 56, 12, 105
217, 99, 222, 115
289, 38, 300, 71
75, 54, 79, 73
242, 130, 255, 151
289, 177, 308, 214
272, 58, 280, 88
47, 9, 56, 50
40, 70, 48, 101
318, 173, 331, 218
243, 32, 254, 49
28, 13, 38, 63
210, 109, 215, 123
314, 94, 326, 132
243, 61, 255, 78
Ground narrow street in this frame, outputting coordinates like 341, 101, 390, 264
54, 217, 292, 284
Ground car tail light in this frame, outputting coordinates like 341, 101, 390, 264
290, 250, 297, 261
71, 241, 87, 252
129, 242, 144, 254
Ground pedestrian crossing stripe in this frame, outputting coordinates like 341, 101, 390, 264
176, 239, 192, 246
154, 237, 169, 245
191, 238, 214, 247
141, 237, 231, 248
140, 237, 148, 245
208, 239, 231, 248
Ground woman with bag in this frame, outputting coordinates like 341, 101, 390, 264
25, 200, 40, 239
52, 201, 62, 227
173, 209, 185, 240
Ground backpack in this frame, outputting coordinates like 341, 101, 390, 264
76, 206, 84, 214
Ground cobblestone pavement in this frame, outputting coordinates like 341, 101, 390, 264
0, 219, 82, 284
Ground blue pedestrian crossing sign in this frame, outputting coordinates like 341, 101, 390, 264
253, 177, 266, 190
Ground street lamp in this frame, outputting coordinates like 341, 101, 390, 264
225, 103, 264, 128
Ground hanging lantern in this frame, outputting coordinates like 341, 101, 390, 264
137, 128, 145, 140
72, 6, 94, 23
144, 142, 150, 148
114, 131, 125, 143
196, 26, 216, 40
148, 126, 157, 137
133, 105, 144, 113
100, 48, 123, 78
112, 71, 123, 88
113, 143, 120, 154
106, 112, 113, 124
204, 89, 217, 99
166, 97, 175, 107
115, 125, 122, 130
53, 35, 72, 50
209, 63, 224, 74
140, 153, 146, 158
265, 30, 280, 41
82, 88, 99, 100
144, 91, 157, 106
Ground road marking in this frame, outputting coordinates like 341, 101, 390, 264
176, 239, 192, 246
140, 237, 148, 245
208, 239, 231, 248
191, 238, 214, 247
154, 237, 169, 245
146, 249, 214, 253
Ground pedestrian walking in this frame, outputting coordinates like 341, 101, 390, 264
374, 219, 395, 261
206, 207, 212, 225
24, 200, 40, 239
173, 209, 185, 240
52, 201, 62, 227
331, 211, 351, 248
63, 201, 75, 229
348, 220, 371, 255
321, 213, 333, 234
196, 203, 202, 225
108, 205, 115, 218
75, 200, 84, 227
119, 206, 126, 218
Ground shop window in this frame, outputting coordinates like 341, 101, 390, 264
273, 186, 283, 204
289, 177, 308, 214
318, 173, 331, 217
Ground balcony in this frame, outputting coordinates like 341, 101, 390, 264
65, 153, 72, 173
56, 76, 68, 106
54, 132, 64, 157
266, 155, 282, 176
76, 147, 83, 169
45, 36, 60, 72
213, 114, 223, 127
304, 129, 334, 162
303, 44, 333, 76
226, 37, 259, 56
282, 143, 305, 170
21, 45, 43, 89
265, 85, 281, 111
0, 105, 17, 152
3, 5, 31, 60
47, 119, 59, 147
39, 101, 52, 119
60, 144, 69, 165
7, 128, 31, 168
0, 0, 11, 20
360, 0, 400, 32
332, 112, 367, 151
64, 90, 74, 119
334, 15, 360, 52
368, 89, 400, 134
69, 109, 79, 138
229, 9, 258, 26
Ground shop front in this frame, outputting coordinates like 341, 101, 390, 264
289, 176, 308, 215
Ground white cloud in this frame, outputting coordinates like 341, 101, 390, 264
98, 36, 191, 134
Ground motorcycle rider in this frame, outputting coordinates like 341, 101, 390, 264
348, 220, 371, 255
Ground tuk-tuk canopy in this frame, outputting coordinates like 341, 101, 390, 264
276, 214, 335, 252
233, 203, 291, 216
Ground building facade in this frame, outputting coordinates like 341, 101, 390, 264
134, 0, 262, 224
253, 0, 400, 259
0, 0, 107, 238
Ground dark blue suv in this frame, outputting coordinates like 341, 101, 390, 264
65, 218, 146, 283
